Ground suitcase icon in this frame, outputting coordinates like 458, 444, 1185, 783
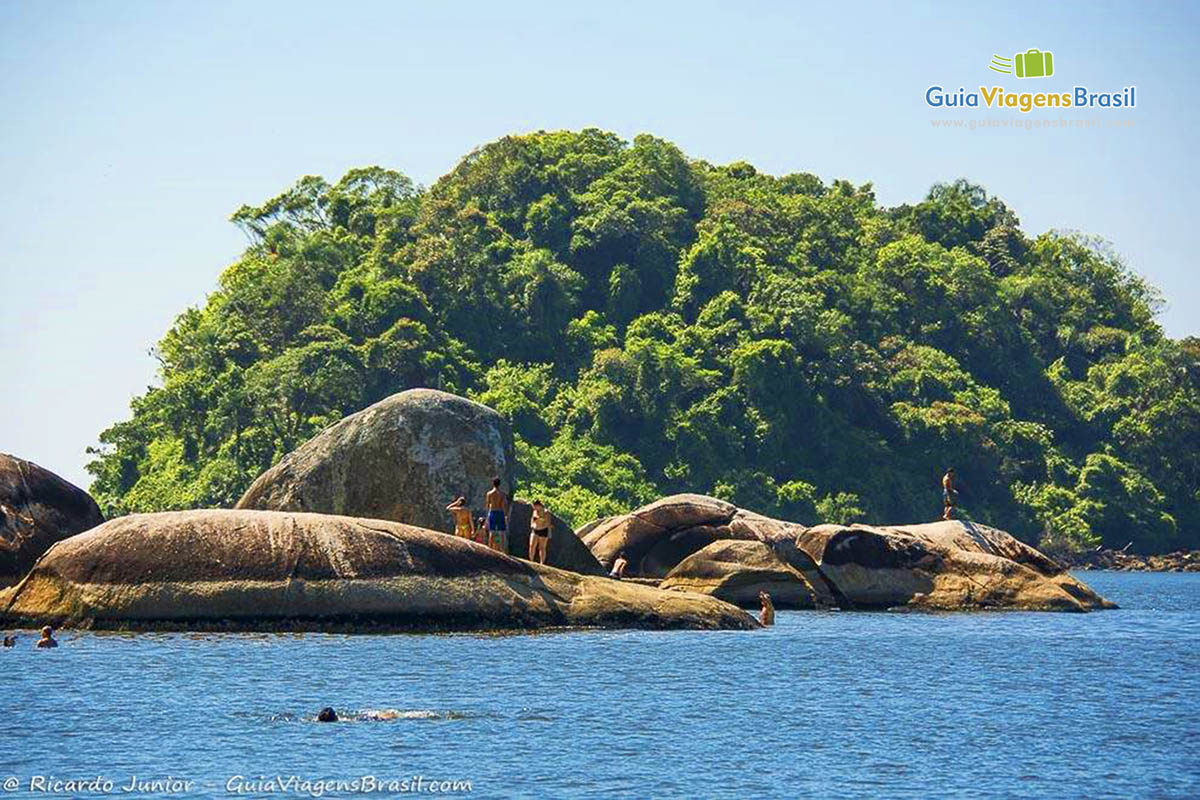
1014, 49, 1054, 78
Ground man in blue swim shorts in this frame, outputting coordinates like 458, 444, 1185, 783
484, 477, 508, 553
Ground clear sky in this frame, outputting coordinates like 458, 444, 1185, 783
2, 0, 1197, 490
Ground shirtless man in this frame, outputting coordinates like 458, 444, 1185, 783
484, 478, 508, 553
759, 591, 775, 626
942, 468, 958, 521
446, 496, 473, 538
609, 552, 629, 580
529, 500, 552, 564
36, 626, 58, 649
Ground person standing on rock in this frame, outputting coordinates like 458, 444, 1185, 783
942, 468, 958, 521
446, 497, 473, 539
529, 500, 552, 564
484, 478, 509, 553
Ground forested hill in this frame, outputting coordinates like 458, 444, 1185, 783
87, 130, 1200, 553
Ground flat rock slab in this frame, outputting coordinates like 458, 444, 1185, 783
0, 510, 755, 632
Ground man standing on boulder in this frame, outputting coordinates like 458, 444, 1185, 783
485, 478, 509, 553
942, 468, 958, 521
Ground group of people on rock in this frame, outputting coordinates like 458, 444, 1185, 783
445, 478, 554, 565
3, 626, 58, 649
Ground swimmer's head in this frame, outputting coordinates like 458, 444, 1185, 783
317, 707, 338, 722
40, 626, 53, 637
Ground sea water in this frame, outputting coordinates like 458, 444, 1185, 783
1, 572, 1197, 799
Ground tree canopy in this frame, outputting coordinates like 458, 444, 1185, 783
87, 130, 1200, 554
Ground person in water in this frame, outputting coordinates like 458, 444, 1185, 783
36, 626, 58, 648
609, 552, 629, 580
529, 500, 552, 565
446, 496, 473, 538
2, 634, 15, 648
317, 707, 338, 722
484, 478, 508, 553
759, 591, 776, 626
942, 468, 958, 521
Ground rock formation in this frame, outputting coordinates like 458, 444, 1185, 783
660, 540, 836, 609
582, 494, 1114, 612
0, 510, 755, 632
0, 453, 103, 588
236, 389, 514, 535
796, 521, 1115, 612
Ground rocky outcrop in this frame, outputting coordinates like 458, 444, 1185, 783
1057, 548, 1200, 572
796, 521, 1115, 612
0, 510, 756, 632
581, 494, 757, 577
506, 499, 604, 575
0, 454, 103, 588
582, 495, 1114, 612
236, 389, 514, 535
660, 540, 836, 609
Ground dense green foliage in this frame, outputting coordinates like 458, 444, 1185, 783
87, 131, 1200, 553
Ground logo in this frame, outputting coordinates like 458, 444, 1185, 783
989, 49, 1054, 78
925, 48, 1135, 113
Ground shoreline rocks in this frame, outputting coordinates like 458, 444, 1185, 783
797, 521, 1114, 612
580, 495, 1115, 612
235, 389, 514, 535
1055, 548, 1200, 573
1, 453, 104, 588
0, 510, 756, 632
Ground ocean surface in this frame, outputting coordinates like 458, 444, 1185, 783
2, 571, 1198, 799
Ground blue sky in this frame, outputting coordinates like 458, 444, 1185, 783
2, 0, 1197, 489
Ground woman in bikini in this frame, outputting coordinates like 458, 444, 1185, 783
529, 500, 552, 564
446, 496, 473, 538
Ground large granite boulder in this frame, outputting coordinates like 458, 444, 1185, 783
661, 540, 836, 609
236, 389, 514, 535
0, 510, 755, 632
580, 494, 795, 577
0, 454, 103, 588
506, 499, 604, 575
582, 495, 1114, 612
795, 520, 1115, 612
